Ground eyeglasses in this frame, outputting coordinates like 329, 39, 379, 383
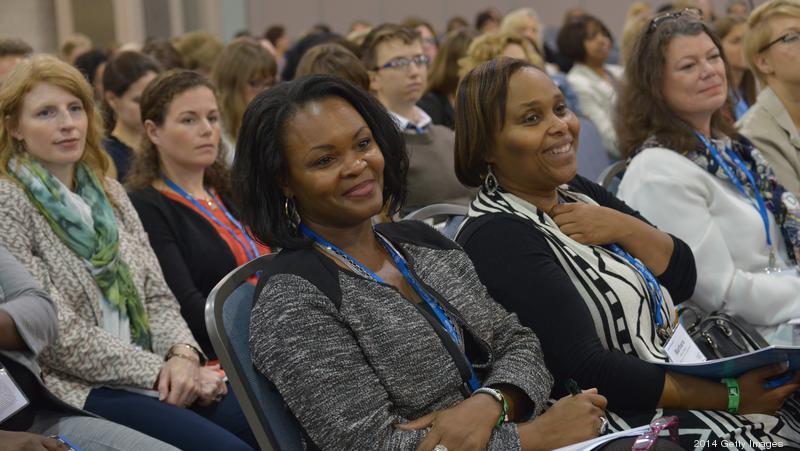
374, 54, 431, 71
759, 30, 800, 52
631, 416, 680, 451
647, 8, 703, 33
421, 37, 438, 48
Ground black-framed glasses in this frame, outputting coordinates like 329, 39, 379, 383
647, 7, 703, 33
374, 54, 431, 71
759, 30, 800, 52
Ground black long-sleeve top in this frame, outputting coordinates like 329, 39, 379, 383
128, 187, 242, 357
457, 175, 696, 412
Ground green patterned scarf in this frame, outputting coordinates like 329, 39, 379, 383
8, 155, 152, 350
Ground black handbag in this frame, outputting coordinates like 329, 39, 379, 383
678, 306, 769, 360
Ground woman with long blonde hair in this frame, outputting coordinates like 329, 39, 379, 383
0, 55, 256, 451
211, 38, 276, 165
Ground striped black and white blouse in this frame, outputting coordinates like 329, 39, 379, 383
458, 175, 800, 450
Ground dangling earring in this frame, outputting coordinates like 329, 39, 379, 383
284, 197, 299, 226
484, 165, 498, 194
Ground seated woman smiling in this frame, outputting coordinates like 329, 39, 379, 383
453, 57, 800, 449
234, 74, 608, 451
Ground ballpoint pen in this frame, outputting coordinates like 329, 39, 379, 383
565, 378, 581, 396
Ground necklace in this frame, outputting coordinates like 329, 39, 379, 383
181, 189, 216, 210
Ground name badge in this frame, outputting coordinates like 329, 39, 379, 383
0, 366, 29, 424
664, 324, 707, 363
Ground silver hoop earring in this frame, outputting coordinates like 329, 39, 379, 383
484, 165, 499, 194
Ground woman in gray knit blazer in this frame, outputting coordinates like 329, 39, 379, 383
233, 74, 609, 451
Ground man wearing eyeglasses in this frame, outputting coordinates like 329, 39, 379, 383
362, 24, 474, 213
738, 0, 800, 198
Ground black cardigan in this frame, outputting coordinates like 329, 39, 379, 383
128, 186, 242, 358
457, 175, 697, 412
102, 136, 134, 182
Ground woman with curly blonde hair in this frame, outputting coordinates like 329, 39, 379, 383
460, 32, 582, 113
459, 31, 542, 77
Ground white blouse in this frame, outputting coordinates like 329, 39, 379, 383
566, 63, 624, 158
617, 146, 800, 343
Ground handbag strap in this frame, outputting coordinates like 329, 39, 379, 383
412, 301, 477, 397
701, 314, 769, 349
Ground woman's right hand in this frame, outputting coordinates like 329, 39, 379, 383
156, 357, 200, 407
737, 363, 800, 415
519, 389, 608, 451
194, 365, 228, 407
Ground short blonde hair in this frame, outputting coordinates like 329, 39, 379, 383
60, 33, 91, 62
626, 1, 652, 21
500, 8, 542, 48
460, 31, 543, 78
744, 0, 800, 83
0, 55, 108, 180
172, 31, 223, 74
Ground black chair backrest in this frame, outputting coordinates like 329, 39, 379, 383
205, 254, 306, 451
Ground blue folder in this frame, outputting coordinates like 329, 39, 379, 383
656, 345, 800, 379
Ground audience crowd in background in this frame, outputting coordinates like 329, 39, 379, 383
4, 1, 800, 450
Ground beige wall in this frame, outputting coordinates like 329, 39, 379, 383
0, 0, 58, 53
245, 0, 765, 39
0, 0, 768, 55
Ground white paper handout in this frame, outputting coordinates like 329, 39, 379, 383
554, 425, 650, 451
0, 366, 29, 423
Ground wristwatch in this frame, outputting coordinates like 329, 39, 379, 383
165, 343, 207, 366
472, 387, 509, 428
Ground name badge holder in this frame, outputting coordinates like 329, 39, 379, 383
607, 244, 672, 341
663, 323, 707, 363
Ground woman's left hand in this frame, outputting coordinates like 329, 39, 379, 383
550, 203, 629, 246
395, 394, 500, 451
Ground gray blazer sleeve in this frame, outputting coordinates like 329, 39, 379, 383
0, 244, 57, 355
476, 279, 553, 416
250, 274, 525, 451
444, 247, 553, 415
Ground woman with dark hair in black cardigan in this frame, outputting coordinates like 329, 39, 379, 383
234, 74, 610, 451
127, 70, 270, 358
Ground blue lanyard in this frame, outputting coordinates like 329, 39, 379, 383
300, 223, 481, 392
162, 175, 260, 261
694, 132, 772, 248
734, 97, 749, 120
607, 244, 669, 338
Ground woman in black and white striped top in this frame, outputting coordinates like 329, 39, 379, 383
453, 56, 800, 449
